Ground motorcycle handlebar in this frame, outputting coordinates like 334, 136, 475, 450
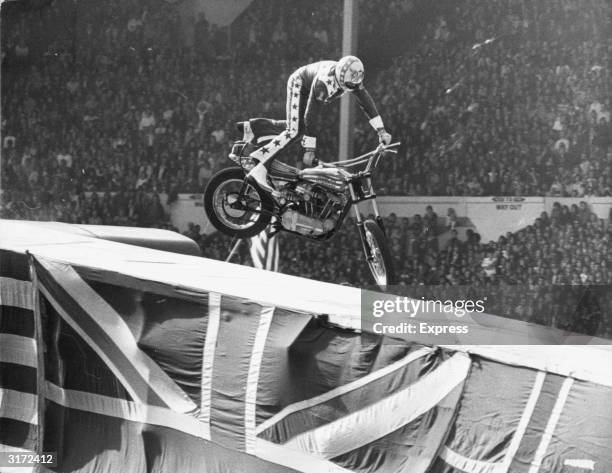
319, 141, 401, 168
375, 142, 401, 154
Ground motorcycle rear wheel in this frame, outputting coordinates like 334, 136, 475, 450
363, 219, 397, 289
204, 167, 274, 238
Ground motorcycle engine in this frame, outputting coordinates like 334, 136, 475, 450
279, 183, 346, 236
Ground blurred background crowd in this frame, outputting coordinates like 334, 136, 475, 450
2, 0, 610, 207
1, 0, 611, 337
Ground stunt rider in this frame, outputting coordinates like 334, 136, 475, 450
247, 55, 392, 192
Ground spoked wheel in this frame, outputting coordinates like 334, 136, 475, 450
204, 167, 274, 238
363, 219, 397, 289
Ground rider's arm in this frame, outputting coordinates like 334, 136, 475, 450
353, 84, 391, 144
352, 84, 384, 131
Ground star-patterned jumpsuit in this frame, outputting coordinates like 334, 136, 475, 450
249, 60, 381, 166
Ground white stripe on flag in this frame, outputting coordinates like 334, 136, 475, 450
266, 238, 278, 271
440, 370, 547, 473
36, 257, 196, 413
0, 334, 37, 368
255, 438, 354, 473
199, 291, 221, 439
256, 346, 434, 435
0, 277, 33, 310
31, 261, 45, 451
283, 353, 471, 459
440, 446, 500, 473
245, 306, 275, 454
499, 370, 546, 472
0, 388, 38, 424
528, 377, 574, 473
45, 382, 208, 440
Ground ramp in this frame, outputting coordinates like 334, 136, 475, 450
1, 219, 611, 473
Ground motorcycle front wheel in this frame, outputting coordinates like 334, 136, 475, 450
204, 167, 274, 238
363, 219, 397, 289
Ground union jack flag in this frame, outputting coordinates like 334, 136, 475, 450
1, 241, 610, 473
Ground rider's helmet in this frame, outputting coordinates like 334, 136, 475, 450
335, 55, 364, 90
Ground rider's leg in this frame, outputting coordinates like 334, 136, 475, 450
247, 73, 303, 192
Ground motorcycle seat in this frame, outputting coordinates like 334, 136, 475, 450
236, 118, 287, 143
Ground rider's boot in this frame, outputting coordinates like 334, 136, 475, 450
247, 160, 275, 194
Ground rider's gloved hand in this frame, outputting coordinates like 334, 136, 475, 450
377, 128, 392, 146
303, 149, 318, 167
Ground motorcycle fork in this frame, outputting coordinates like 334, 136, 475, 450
238, 173, 281, 205
235, 175, 262, 210
350, 183, 373, 263
371, 198, 387, 236
237, 176, 250, 202
363, 176, 387, 236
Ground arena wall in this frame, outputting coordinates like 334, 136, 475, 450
167, 194, 611, 240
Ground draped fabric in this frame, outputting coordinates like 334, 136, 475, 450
1, 222, 612, 473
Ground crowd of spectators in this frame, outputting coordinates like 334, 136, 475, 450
1, 0, 346, 225
1, 186, 172, 228
366, 0, 612, 196
199, 202, 612, 338
2, 0, 611, 218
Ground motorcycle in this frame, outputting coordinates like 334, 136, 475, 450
203, 118, 400, 289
